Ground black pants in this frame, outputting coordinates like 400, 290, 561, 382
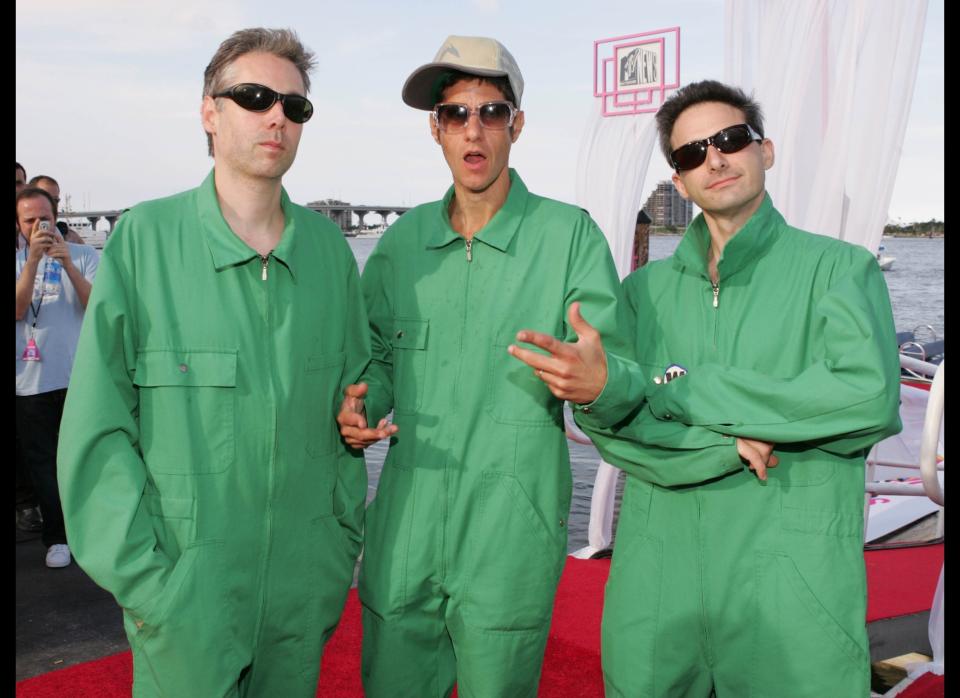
16, 389, 68, 547
16, 430, 39, 510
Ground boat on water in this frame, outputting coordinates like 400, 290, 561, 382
60, 217, 108, 249
897, 326, 944, 370
355, 225, 386, 239
878, 243, 896, 271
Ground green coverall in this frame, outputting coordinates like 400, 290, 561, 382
575, 195, 902, 697
358, 170, 632, 697
57, 171, 369, 698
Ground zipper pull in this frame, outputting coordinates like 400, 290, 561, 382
465, 238, 473, 263
260, 255, 269, 281
711, 282, 719, 308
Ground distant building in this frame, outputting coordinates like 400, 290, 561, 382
642, 181, 692, 227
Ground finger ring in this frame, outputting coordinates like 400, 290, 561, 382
536, 369, 544, 378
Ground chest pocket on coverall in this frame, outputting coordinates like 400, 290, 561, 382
391, 318, 428, 414
487, 329, 560, 426
134, 349, 237, 474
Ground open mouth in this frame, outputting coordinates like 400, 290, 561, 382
464, 151, 486, 166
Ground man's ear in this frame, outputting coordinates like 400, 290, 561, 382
510, 110, 525, 143
761, 138, 775, 171
202, 95, 219, 142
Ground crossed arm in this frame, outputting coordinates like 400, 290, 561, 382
506, 302, 779, 481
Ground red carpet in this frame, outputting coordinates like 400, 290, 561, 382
865, 543, 943, 621
16, 547, 942, 697
897, 672, 945, 698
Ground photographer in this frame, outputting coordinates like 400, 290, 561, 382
15, 186, 98, 568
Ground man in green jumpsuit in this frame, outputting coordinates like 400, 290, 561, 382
336, 35, 632, 697
509, 80, 902, 696
57, 28, 368, 697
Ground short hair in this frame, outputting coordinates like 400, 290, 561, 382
202, 27, 316, 157
434, 70, 518, 109
28, 174, 59, 189
655, 80, 765, 165
16, 187, 58, 222
16, 162, 26, 179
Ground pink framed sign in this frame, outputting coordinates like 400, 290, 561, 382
593, 27, 680, 117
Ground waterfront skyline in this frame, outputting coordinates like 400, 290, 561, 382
16, 0, 943, 224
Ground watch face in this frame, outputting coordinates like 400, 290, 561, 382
663, 363, 688, 383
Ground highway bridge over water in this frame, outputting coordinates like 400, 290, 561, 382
63, 202, 411, 237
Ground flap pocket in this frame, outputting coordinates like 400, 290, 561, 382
391, 319, 429, 350
143, 494, 196, 520
781, 505, 862, 538
307, 351, 345, 373
134, 350, 238, 388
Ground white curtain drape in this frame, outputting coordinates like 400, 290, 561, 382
574, 102, 660, 281
569, 102, 659, 557
724, 0, 928, 253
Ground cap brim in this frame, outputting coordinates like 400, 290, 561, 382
402, 62, 511, 111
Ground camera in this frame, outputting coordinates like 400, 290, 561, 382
38, 221, 51, 233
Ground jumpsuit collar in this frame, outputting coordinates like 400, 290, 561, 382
673, 192, 782, 280
426, 168, 527, 253
197, 169, 300, 280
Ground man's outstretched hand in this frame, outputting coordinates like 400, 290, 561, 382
507, 302, 607, 405
337, 382, 398, 449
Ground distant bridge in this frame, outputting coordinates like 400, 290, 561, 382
64, 202, 411, 237
306, 203, 411, 234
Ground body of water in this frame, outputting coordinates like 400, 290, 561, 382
348, 233, 944, 552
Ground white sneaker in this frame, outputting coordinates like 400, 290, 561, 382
45, 544, 71, 568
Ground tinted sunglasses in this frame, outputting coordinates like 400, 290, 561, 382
432, 101, 518, 133
213, 83, 314, 124
670, 123, 763, 172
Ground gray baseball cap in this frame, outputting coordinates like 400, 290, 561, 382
402, 35, 524, 111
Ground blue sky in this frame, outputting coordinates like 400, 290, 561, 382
16, 0, 942, 223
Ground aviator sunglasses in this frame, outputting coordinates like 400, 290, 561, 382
432, 101, 518, 133
213, 83, 314, 124
670, 123, 763, 172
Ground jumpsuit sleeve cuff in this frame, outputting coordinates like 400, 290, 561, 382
572, 351, 639, 428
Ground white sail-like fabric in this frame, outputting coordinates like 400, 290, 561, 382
724, 0, 928, 253
569, 102, 659, 558
574, 102, 660, 280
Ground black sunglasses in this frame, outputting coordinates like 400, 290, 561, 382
213, 83, 314, 124
432, 101, 517, 133
670, 123, 763, 172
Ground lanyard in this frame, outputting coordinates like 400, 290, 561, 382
22, 246, 50, 329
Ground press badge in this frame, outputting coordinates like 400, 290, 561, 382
22, 337, 41, 362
